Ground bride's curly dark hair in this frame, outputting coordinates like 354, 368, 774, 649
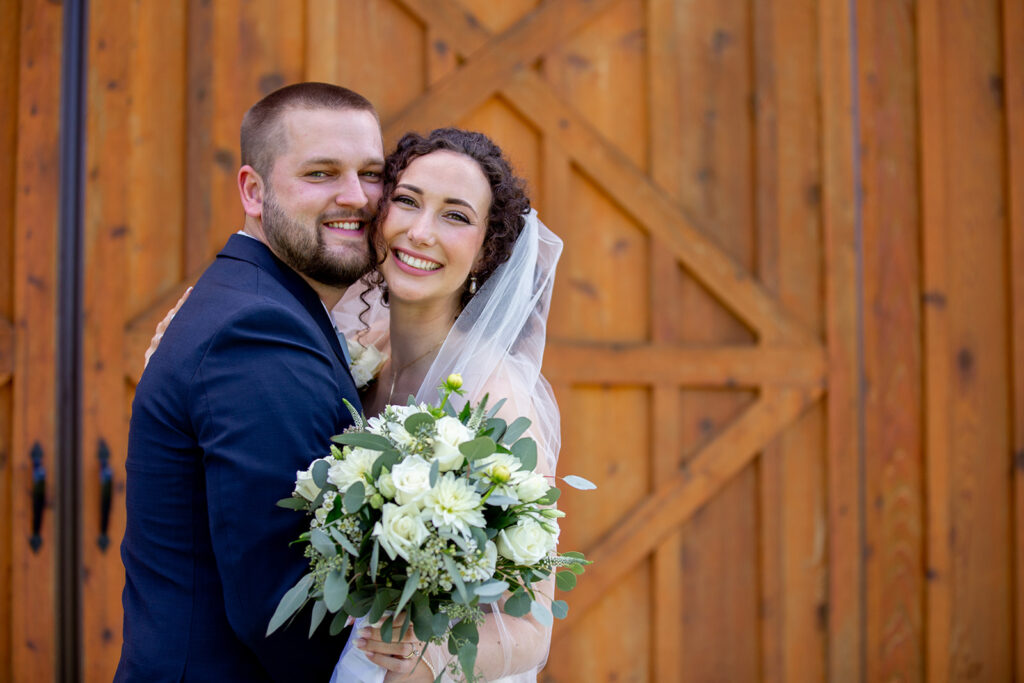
364, 127, 531, 312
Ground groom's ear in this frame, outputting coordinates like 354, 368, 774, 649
238, 165, 265, 218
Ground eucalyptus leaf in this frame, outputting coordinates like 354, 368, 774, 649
311, 459, 330, 489
470, 526, 488, 551
276, 496, 308, 510
551, 599, 569, 620
380, 616, 394, 643
343, 481, 366, 514
458, 641, 478, 680
485, 494, 518, 506
430, 612, 448, 635
536, 487, 561, 505
429, 459, 440, 488
370, 540, 380, 581
555, 571, 577, 591
486, 397, 507, 418
267, 573, 313, 636
459, 436, 496, 462
412, 599, 434, 642
309, 599, 328, 637
331, 432, 392, 451
483, 417, 507, 442
405, 412, 435, 433
529, 600, 553, 627
502, 416, 532, 444
344, 590, 374, 618
451, 619, 480, 644
309, 528, 336, 558
394, 570, 421, 620
510, 438, 538, 471
473, 580, 509, 598
329, 528, 360, 557
368, 588, 401, 626
324, 569, 349, 612
329, 610, 349, 636
562, 475, 597, 490
371, 450, 401, 479
502, 589, 531, 618
443, 554, 469, 603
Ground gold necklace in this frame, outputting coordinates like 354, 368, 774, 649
387, 340, 443, 404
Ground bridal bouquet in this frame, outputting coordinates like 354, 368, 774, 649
268, 374, 593, 682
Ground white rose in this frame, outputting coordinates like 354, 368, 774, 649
496, 518, 558, 566
327, 447, 379, 492
513, 471, 550, 503
390, 456, 433, 507
422, 472, 485, 538
294, 459, 326, 501
431, 416, 474, 471
373, 502, 430, 561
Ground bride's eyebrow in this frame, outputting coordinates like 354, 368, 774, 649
395, 182, 477, 213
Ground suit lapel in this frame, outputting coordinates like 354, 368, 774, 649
218, 235, 355, 382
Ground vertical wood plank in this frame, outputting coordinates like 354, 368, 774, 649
81, 0, 135, 679
0, 0, 19, 676
857, 0, 925, 681
10, 0, 63, 679
921, 1, 1013, 679
1004, 0, 1024, 677
754, 1, 828, 681
820, 0, 864, 680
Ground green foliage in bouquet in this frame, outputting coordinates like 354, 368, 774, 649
268, 374, 594, 682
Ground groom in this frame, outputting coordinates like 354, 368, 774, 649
116, 83, 384, 681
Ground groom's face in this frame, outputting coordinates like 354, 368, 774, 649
259, 107, 384, 287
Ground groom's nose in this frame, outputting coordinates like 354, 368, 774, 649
334, 172, 369, 208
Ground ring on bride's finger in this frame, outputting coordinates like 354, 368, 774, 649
402, 650, 415, 659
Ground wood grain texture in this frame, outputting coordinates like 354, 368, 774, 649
10, 0, 63, 679
857, 1, 924, 681
819, 0, 864, 680
0, 0, 18, 674
81, 1, 134, 679
1004, 0, 1024, 677
754, 1, 828, 680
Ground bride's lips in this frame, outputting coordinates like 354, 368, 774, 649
391, 247, 443, 275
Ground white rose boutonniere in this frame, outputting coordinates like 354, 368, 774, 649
346, 339, 386, 389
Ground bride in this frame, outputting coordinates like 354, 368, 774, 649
331, 128, 562, 682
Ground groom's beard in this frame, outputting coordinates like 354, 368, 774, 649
261, 189, 373, 288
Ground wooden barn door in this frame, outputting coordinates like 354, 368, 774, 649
77, 0, 833, 680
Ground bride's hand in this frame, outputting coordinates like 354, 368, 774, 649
355, 615, 434, 682
144, 287, 192, 367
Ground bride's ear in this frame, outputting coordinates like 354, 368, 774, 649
238, 165, 265, 218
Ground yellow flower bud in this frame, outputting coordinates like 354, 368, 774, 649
491, 465, 512, 484
446, 373, 464, 390
369, 493, 385, 509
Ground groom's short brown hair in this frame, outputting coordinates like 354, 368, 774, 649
241, 82, 379, 177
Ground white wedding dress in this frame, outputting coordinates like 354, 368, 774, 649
330, 211, 562, 682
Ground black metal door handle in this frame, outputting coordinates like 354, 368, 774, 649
98, 439, 112, 551
30, 442, 45, 552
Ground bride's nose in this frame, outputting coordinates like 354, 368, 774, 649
405, 212, 436, 246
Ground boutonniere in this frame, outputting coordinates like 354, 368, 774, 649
346, 339, 387, 389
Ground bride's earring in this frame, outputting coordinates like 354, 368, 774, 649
381, 282, 390, 305
468, 275, 478, 295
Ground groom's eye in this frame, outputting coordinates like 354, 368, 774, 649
306, 170, 330, 178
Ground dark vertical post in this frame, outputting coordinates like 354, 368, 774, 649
58, 0, 87, 680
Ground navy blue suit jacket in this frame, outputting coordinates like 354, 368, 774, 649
116, 235, 360, 682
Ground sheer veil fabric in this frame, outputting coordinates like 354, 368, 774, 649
331, 210, 563, 682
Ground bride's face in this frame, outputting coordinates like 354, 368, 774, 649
379, 150, 492, 312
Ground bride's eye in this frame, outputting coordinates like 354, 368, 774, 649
444, 210, 470, 224
392, 194, 418, 207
